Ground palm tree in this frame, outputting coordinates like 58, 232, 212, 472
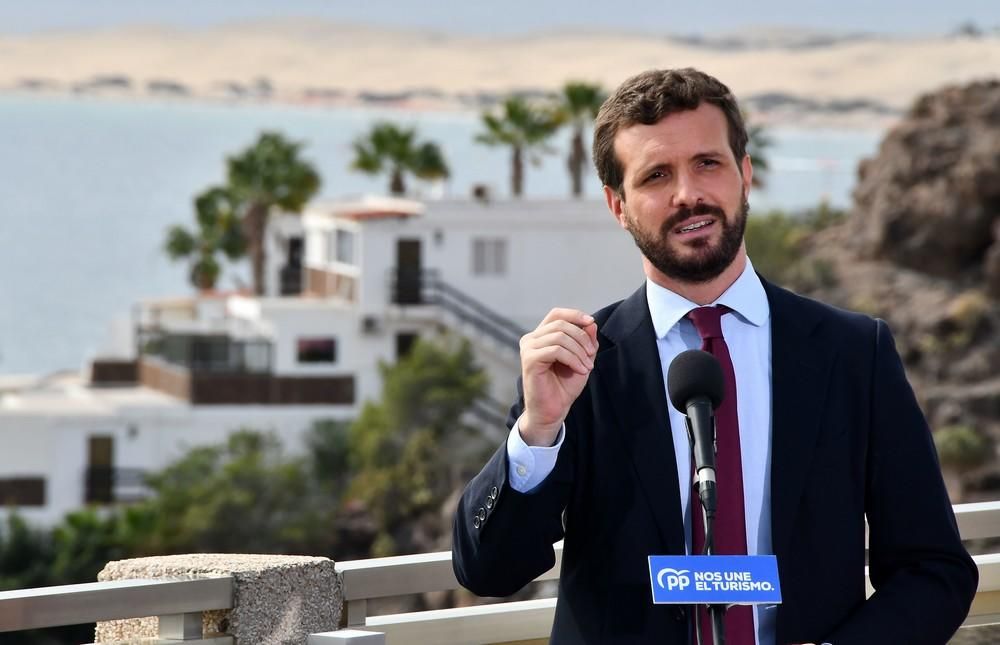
165, 187, 245, 290
475, 96, 561, 198
351, 122, 449, 196
558, 82, 607, 198
745, 113, 772, 189
226, 132, 321, 296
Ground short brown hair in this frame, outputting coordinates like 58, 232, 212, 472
593, 68, 748, 197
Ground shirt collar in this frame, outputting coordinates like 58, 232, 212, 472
646, 257, 770, 339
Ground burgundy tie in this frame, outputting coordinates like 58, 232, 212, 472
687, 306, 755, 645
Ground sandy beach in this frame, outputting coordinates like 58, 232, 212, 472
1, 20, 998, 124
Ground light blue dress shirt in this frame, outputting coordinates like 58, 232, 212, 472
507, 259, 776, 645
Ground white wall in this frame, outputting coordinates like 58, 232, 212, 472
355, 199, 645, 328
261, 301, 363, 377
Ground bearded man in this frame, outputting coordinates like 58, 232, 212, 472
453, 68, 977, 645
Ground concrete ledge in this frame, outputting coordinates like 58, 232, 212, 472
95, 554, 340, 645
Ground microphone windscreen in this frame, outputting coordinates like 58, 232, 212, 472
667, 349, 725, 412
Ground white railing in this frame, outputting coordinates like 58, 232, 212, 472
0, 503, 997, 645
0, 576, 232, 644
327, 501, 1000, 645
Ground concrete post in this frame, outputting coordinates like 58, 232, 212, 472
94, 554, 341, 645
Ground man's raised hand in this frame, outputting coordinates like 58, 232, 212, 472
517, 308, 598, 447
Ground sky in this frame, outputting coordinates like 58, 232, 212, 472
1, 0, 998, 36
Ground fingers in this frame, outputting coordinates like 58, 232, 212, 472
536, 310, 598, 352
540, 307, 594, 328
524, 318, 597, 355
521, 310, 599, 375
530, 344, 592, 375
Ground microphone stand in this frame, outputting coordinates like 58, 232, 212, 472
692, 462, 725, 645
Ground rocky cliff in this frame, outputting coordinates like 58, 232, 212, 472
804, 80, 1000, 500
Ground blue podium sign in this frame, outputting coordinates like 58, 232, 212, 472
648, 555, 782, 605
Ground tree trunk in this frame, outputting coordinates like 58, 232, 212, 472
242, 202, 268, 296
512, 145, 524, 198
193, 263, 218, 292
568, 127, 586, 198
389, 168, 406, 196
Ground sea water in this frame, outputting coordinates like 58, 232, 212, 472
0, 94, 880, 375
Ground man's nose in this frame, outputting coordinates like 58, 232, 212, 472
670, 170, 701, 210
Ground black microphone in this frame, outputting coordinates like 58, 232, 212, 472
667, 349, 725, 523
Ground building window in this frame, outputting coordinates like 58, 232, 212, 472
328, 229, 356, 265
396, 332, 418, 360
86, 435, 114, 504
472, 238, 507, 275
0, 477, 46, 506
325, 231, 337, 264
297, 337, 337, 363
336, 229, 356, 265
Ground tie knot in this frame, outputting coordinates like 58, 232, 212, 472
687, 305, 730, 340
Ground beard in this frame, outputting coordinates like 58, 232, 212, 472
624, 197, 749, 284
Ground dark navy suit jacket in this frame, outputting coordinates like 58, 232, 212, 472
453, 279, 977, 644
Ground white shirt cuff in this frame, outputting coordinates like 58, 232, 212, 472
506, 419, 565, 493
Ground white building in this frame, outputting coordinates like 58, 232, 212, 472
0, 196, 645, 525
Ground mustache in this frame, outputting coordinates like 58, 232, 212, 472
662, 202, 727, 232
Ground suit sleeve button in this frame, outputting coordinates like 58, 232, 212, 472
486, 498, 494, 509
490, 486, 499, 498
473, 516, 481, 529
477, 508, 486, 521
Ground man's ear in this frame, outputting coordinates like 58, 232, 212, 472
741, 154, 753, 200
604, 185, 628, 230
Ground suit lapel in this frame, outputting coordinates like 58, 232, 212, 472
764, 280, 836, 560
596, 285, 686, 555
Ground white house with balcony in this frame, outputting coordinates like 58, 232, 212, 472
0, 196, 644, 525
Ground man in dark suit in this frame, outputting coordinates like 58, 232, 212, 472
452, 68, 978, 644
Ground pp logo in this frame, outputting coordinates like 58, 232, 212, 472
656, 567, 691, 591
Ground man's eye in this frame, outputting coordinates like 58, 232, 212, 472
646, 171, 665, 182
700, 159, 719, 168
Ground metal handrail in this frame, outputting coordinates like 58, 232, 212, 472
423, 293, 522, 351
427, 277, 526, 340
388, 268, 527, 351
338, 545, 562, 604
0, 576, 232, 633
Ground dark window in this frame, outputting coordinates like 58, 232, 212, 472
396, 333, 418, 360
0, 478, 46, 506
297, 338, 337, 363
395, 238, 423, 305
86, 435, 114, 504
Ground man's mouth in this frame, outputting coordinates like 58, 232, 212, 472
675, 218, 715, 234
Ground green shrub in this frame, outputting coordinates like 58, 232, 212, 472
934, 425, 991, 471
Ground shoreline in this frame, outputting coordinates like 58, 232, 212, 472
0, 86, 901, 131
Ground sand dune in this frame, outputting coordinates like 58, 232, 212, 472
2, 20, 997, 123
